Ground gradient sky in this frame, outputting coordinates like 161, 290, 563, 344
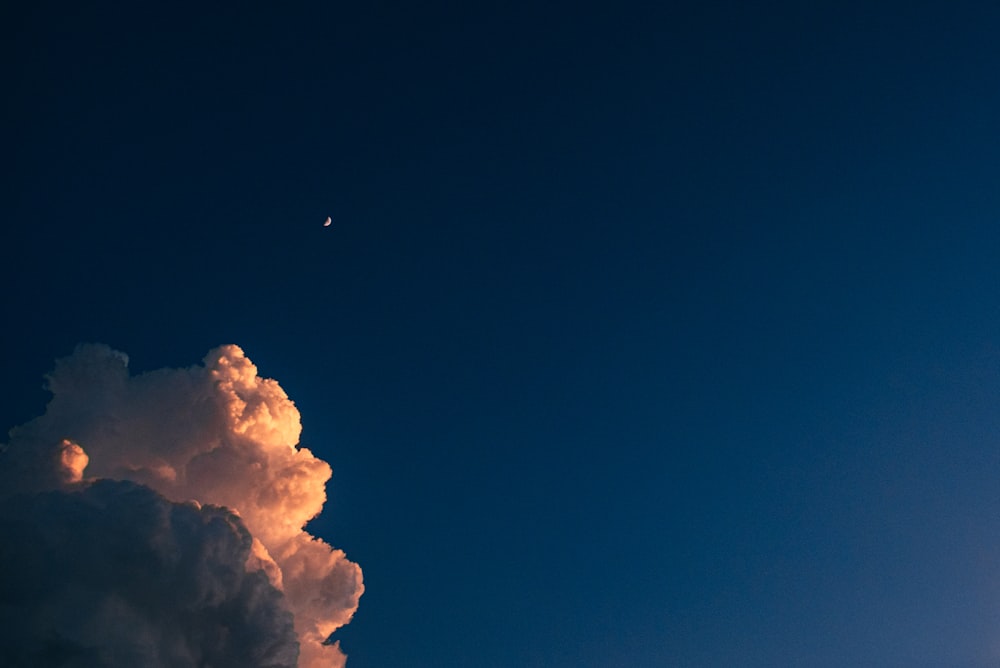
5, 2, 1000, 667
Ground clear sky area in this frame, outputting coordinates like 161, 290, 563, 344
4, 2, 1000, 667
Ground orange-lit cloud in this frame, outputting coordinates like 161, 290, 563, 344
0, 345, 363, 667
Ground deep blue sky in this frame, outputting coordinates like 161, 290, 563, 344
5, 2, 1000, 666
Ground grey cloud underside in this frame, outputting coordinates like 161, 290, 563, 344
0, 479, 299, 668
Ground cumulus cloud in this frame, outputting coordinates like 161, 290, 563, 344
0, 480, 299, 667
0, 345, 363, 667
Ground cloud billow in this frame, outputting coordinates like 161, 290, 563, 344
0, 345, 363, 668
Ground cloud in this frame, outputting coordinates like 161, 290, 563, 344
0, 479, 299, 667
0, 345, 363, 667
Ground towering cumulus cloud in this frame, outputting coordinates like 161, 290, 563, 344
0, 345, 363, 667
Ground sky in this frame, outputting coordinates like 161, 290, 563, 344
4, 1, 1000, 666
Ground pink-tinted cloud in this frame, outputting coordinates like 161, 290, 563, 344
0, 345, 363, 667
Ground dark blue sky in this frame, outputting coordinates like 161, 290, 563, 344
5, 2, 1000, 666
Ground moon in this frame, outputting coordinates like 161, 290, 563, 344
323, 216, 332, 227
